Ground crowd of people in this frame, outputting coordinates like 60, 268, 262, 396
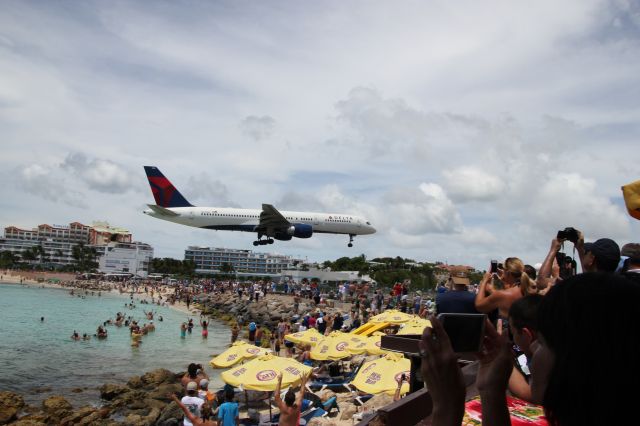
417, 230, 640, 425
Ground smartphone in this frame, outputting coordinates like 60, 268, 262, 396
437, 313, 487, 353
490, 260, 498, 273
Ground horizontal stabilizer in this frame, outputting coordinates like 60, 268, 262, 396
147, 204, 179, 217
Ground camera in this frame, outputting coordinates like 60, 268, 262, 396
490, 260, 498, 273
557, 227, 579, 243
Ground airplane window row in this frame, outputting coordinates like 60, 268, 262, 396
201, 213, 259, 218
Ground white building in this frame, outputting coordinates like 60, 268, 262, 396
184, 246, 302, 276
281, 267, 372, 284
96, 242, 153, 277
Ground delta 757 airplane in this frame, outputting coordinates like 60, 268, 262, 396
143, 166, 376, 247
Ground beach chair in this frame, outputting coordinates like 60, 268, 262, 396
301, 407, 328, 423
307, 359, 365, 392
321, 395, 340, 415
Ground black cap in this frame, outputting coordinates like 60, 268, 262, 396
584, 238, 621, 272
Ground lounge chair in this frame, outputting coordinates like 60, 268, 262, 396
307, 359, 365, 392
321, 396, 340, 415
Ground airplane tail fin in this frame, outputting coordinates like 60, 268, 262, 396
143, 166, 194, 208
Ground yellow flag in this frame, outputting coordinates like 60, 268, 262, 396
622, 180, 640, 220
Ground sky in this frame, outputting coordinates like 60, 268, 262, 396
1, 0, 639, 269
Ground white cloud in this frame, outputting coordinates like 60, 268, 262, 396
239, 115, 276, 141
443, 166, 506, 202
385, 183, 462, 235
16, 164, 86, 208
0, 1, 638, 267
529, 172, 630, 240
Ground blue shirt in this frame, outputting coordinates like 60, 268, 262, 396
436, 290, 479, 314
218, 401, 239, 426
249, 322, 256, 331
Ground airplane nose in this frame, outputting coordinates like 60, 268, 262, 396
369, 225, 376, 234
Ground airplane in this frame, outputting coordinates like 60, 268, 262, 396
143, 166, 376, 247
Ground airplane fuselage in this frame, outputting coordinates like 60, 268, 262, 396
144, 206, 376, 236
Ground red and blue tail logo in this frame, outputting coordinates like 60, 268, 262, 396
144, 166, 193, 208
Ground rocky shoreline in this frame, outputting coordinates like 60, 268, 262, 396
0, 368, 185, 426
0, 290, 387, 425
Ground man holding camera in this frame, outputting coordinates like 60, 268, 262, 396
537, 228, 621, 293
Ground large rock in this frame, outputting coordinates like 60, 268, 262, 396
141, 369, 175, 387
100, 383, 129, 400
156, 401, 183, 425
127, 376, 144, 389
0, 391, 24, 425
339, 403, 357, 421
363, 392, 393, 410
59, 406, 97, 425
7, 417, 48, 426
42, 395, 72, 413
147, 383, 182, 401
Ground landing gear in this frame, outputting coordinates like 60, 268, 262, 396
253, 235, 274, 246
348, 234, 355, 248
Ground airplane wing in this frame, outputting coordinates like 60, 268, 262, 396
147, 204, 179, 217
257, 204, 290, 233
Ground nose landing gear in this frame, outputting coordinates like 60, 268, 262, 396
348, 234, 355, 248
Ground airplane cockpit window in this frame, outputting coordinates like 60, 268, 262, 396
366, 221, 371, 225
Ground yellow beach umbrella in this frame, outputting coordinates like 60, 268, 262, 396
347, 332, 388, 356
369, 309, 415, 324
397, 318, 432, 336
209, 341, 271, 368
310, 331, 355, 360
284, 328, 324, 346
220, 354, 312, 391
351, 353, 411, 395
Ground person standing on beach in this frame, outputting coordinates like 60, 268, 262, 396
248, 321, 256, 343
254, 324, 263, 347
231, 323, 239, 343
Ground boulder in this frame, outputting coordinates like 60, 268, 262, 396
141, 369, 175, 387
127, 376, 144, 389
0, 391, 24, 425
156, 401, 183, 425
339, 403, 357, 421
147, 383, 182, 401
100, 383, 129, 400
363, 393, 393, 410
59, 406, 96, 425
8, 417, 48, 426
41, 395, 72, 416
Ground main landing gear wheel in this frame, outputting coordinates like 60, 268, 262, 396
348, 234, 355, 248
253, 237, 274, 246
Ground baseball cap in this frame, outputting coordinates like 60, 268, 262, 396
187, 381, 198, 391
584, 238, 621, 272
199, 379, 209, 389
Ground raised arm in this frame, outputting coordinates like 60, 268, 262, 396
475, 273, 502, 313
274, 373, 287, 412
537, 238, 563, 291
296, 373, 309, 407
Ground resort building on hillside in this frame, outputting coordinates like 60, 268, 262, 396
184, 246, 303, 277
0, 221, 152, 277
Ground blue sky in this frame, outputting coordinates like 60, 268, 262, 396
1, 0, 639, 268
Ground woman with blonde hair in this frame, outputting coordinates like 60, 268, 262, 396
475, 257, 535, 319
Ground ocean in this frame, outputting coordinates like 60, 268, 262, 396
0, 283, 229, 406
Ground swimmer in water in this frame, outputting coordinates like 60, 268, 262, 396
40, 317, 44, 322
83, 333, 91, 340
180, 322, 187, 338
187, 319, 194, 334
158, 315, 163, 322
71, 331, 80, 341
200, 315, 209, 339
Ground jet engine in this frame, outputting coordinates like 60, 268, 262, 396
286, 223, 313, 238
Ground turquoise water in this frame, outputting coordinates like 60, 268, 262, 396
0, 284, 229, 406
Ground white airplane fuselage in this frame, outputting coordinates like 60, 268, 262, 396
143, 206, 376, 236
